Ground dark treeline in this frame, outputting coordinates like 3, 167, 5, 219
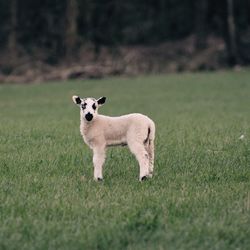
0, 0, 250, 65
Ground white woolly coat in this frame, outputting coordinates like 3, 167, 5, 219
80, 113, 155, 149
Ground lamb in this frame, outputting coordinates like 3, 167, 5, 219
72, 95, 155, 181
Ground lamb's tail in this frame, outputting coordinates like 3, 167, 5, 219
145, 120, 155, 175
144, 127, 151, 144
144, 120, 155, 145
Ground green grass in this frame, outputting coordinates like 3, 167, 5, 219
0, 71, 250, 250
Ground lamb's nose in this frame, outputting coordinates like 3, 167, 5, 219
85, 113, 93, 121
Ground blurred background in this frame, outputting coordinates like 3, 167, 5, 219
0, 0, 250, 83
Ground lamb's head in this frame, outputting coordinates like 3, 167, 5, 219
72, 96, 106, 122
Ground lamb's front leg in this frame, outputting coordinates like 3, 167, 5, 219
93, 146, 106, 181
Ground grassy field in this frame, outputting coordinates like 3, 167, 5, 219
0, 71, 250, 250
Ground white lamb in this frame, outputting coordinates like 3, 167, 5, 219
72, 95, 155, 181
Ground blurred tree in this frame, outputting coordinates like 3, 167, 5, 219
64, 0, 78, 60
8, 0, 17, 61
226, 0, 239, 65
0, 0, 250, 67
195, 0, 208, 49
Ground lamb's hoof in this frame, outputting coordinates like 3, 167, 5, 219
141, 176, 148, 181
94, 177, 103, 182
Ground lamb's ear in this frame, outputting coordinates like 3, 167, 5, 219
72, 95, 82, 105
97, 97, 106, 106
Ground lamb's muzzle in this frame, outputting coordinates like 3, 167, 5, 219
72, 95, 155, 181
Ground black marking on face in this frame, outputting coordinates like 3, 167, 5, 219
92, 103, 96, 110
75, 97, 82, 104
81, 103, 87, 110
97, 97, 106, 105
85, 113, 93, 121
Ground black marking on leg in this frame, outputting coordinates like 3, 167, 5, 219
141, 176, 147, 181
97, 178, 103, 181
107, 142, 127, 147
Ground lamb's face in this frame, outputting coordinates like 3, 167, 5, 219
80, 98, 99, 122
72, 96, 106, 122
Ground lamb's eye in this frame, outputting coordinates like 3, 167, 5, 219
82, 104, 86, 109
92, 103, 96, 110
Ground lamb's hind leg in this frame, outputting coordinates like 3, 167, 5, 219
147, 139, 154, 177
128, 142, 150, 181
